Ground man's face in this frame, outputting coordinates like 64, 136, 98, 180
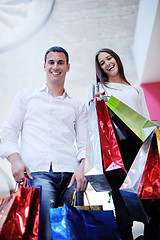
44, 51, 70, 84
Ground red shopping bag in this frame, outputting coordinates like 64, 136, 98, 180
96, 99, 126, 188
0, 178, 41, 240
23, 185, 41, 240
140, 128, 160, 223
140, 131, 160, 200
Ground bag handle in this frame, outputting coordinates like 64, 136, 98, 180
72, 190, 96, 210
18, 177, 29, 188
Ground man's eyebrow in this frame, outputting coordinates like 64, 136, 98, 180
58, 60, 65, 62
47, 59, 65, 63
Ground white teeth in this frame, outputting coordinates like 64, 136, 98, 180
107, 66, 113, 71
51, 72, 60, 75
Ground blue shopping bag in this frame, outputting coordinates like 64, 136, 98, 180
50, 203, 121, 240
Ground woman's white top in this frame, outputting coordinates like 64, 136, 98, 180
86, 82, 150, 120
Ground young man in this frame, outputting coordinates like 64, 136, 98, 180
0, 46, 88, 239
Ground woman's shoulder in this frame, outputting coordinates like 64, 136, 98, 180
87, 84, 95, 90
131, 84, 144, 94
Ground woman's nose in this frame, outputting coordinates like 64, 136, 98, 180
105, 60, 109, 66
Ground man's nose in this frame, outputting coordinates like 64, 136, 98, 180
52, 63, 59, 69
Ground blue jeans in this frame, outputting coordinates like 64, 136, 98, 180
111, 188, 133, 240
29, 171, 83, 240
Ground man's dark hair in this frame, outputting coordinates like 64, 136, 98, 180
44, 46, 69, 64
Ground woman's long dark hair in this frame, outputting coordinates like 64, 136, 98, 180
95, 48, 130, 85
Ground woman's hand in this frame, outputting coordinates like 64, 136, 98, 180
95, 91, 109, 102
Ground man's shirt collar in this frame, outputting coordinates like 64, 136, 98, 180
38, 85, 71, 98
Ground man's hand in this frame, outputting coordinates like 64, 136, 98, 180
9, 153, 33, 183
67, 159, 88, 192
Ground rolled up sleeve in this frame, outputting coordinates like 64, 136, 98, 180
75, 102, 88, 162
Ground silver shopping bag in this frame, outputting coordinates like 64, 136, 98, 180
120, 130, 156, 224
85, 101, 111, 192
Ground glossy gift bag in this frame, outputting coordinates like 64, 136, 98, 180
0, 178, 41, 239
96, 99, 126, 188
107, 107, 143, 173
50, 203, 121, 240
85, 101, 111, 191
140, 128, 160, 223
120, 128, 160, 223
0, 186, 17, 231
106, 95, 156, 142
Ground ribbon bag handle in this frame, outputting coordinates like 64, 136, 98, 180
72, 190, 96, 210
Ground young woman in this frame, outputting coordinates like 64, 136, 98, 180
86, 48, 150, 120
86, 48, 152, 240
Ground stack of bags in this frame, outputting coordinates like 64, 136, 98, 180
85, 96, 159, 224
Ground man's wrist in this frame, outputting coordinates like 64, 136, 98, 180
9, 152, 21, 163
78, 158, 85, 164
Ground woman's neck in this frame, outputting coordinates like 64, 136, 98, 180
108, 76, 129, 85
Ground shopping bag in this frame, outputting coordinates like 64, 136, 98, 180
120, 128, 160, 223
140, 129, 160, 200
85, 99, 142, 190
68, 190, 103, 210
96, 99, 127, 188
85, 101, 111, 191
107, 107, 143, 172
0, 185, 17, 230
156, 127, 160, 156
140, 128, 160, 223
50, 203, 121, 240
106, 95, 156, 141
23, 185, 41, 240
0, 178, 41, 240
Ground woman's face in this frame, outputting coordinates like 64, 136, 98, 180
98, 52, 119, 79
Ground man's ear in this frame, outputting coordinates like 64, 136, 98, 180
67, 63, 70, 72
44, 63, 46, 71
